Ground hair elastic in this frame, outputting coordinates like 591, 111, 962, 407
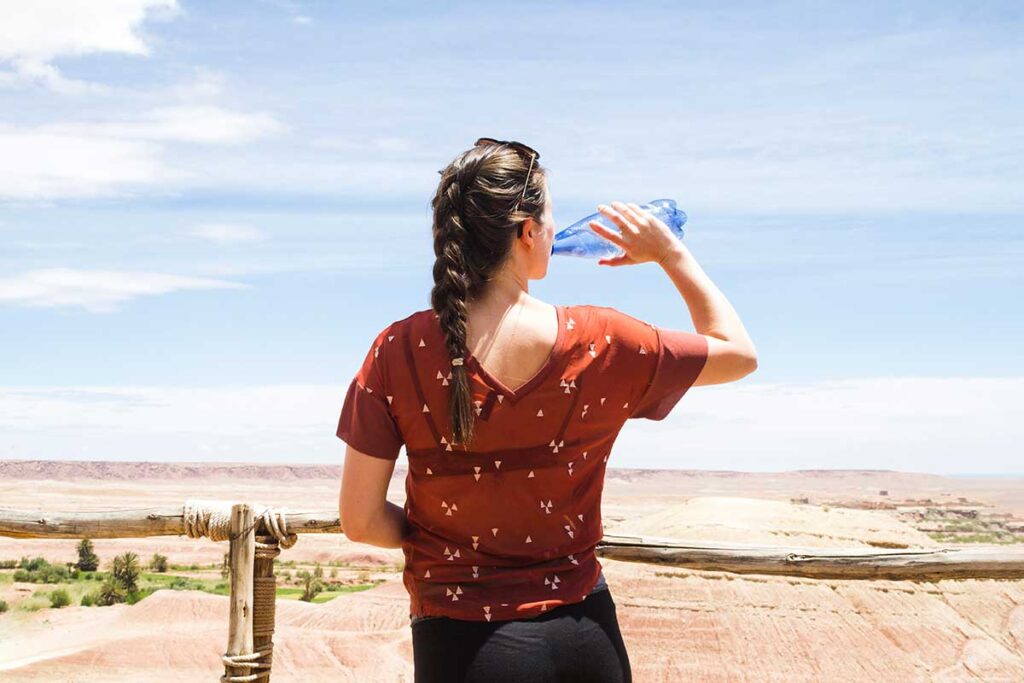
451, 357, 464, 366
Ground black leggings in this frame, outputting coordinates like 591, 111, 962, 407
411, 587, 632, 682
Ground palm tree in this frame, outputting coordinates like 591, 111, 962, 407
112, 552, 140, 593
75, 538, 99, 572
296, 569, 325, 602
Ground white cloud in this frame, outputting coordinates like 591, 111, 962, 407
190, 223, 265, 244
42, 106, 286, 145
167, 68, 227, 100
0, 268, 247, 313
0, 0, 179, 93
615, 377, 1024, 474
140, 105, 284, 143
0, 378, 1019, 472
0, 57, 112, 95
0, 384, 340, 462
0, 125, 169, 200
0, 106, 285, 200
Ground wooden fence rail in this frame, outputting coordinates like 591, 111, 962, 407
4, 505, 1024, 581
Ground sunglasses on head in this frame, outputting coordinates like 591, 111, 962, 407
474, 138, 540, 236
475, 136, 539, 201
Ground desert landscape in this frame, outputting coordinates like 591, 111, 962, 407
2, 460, 1023, 682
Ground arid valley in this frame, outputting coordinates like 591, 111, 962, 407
2, 461, 1023, 682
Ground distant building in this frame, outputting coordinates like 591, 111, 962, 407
879, 490, 888, 496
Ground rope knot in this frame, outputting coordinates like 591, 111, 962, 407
183, 499, 298, 549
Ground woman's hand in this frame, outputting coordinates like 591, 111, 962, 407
590, 201, 681, 267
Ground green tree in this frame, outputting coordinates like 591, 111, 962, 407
149, 553, 168, 573
96, 575, 126, 606
112, 552, 140, 593
296, 569, 325, 602
76, 539, 100, 572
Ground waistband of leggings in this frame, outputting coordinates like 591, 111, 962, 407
409, 583, 609, 625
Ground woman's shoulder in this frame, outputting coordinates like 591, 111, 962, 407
564, 303, 656, 332
379, 309, 436, 335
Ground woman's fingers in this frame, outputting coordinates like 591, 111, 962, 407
589, 220, 625, 247
597, 204, 635, 233
611, 201, 644, 230
599, 252, 632, 267
624, 202, 650, 225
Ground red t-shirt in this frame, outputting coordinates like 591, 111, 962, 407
336, 303, 708, 622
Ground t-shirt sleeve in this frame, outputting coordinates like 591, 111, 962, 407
630, 326, 708, 420
600, 307, 708, 421
336, 326, 405, 460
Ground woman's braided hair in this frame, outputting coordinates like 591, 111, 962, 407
430, 142, 547, 449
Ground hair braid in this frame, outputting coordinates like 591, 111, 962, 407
431, 170, 476, 447
429, 143, 546, 450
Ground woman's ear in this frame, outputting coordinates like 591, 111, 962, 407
518, 217, 534, 240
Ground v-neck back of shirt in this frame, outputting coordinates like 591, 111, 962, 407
464, 304, 565, 404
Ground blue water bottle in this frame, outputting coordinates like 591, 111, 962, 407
550, 198, 687, 258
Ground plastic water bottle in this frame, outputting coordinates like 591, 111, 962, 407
550, 198, 687, 258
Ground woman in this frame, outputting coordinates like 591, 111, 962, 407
337, 138, 758, 682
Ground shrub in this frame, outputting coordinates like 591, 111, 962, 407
11, 557, 69, 584
49, 589, 71, 608
19, 556, 48, 571
76, 539, 99, 572
0, 599, 8, 613
149, 553, 168, 573
125, 588, 154, 605
13, 567, 67, 584
42, 566, 69, 583
80, 593, 96, 607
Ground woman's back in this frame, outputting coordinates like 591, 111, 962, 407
336, 302, 708, 621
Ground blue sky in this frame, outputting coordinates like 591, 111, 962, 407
1, 1, 1021, 473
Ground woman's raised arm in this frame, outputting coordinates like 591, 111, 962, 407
592, 201, 758, 386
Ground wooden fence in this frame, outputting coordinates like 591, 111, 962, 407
3, 501, 1024, 681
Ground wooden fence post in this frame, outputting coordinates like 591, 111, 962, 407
252, 531, 282, 679
222, 503, 255, 682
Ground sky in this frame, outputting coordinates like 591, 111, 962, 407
1, 1, 1021, 474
